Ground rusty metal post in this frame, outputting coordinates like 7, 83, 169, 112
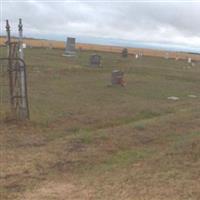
5, 20, 15, 114
18, 18, 29, 119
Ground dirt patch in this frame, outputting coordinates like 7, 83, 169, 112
22, 180, 94, 200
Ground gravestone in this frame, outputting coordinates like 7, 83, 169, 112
90, 54, 101, 67
111, 70, 125, 86
188, 57, 192, 63
191, 62, 195, 67
122, 48, 128, 57
49, 42, 53, 49
22, 43, 26, 49
165, 53, 169, 59
64, 37, 76, 56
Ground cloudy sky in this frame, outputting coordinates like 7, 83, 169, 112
1, 0, 200, 52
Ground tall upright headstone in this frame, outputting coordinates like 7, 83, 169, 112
64, 37, 76, 56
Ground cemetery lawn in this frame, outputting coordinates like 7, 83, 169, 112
1, 47, 200, 200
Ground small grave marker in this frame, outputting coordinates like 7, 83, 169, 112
22, 43, 26, 49
167, 96, 179, 101
188, 94, 197, 98
122, 48, 128, 58
90, 54, 101, 67
111, 70, 125, 86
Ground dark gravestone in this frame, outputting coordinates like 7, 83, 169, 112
122, 48, 128, 57
64, 37, 76, 56
90, 54, 101, 67
111, 70, 125, 86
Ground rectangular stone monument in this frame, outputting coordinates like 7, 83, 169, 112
64, 37, 76, 56
90, 54, 101, 67
111, 70, 125, 86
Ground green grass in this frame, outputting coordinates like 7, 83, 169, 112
2, 47, 199, 124
101, 148, 153, 170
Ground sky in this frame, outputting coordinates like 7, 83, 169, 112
1, 0, 200, 53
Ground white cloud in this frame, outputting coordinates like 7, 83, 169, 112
2, 1, 200, 49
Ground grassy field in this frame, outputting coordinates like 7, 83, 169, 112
0, 47, 200, 200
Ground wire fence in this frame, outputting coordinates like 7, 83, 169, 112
0, 53, 10, 121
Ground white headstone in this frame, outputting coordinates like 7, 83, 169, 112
22, 43, 26, 49
165, 53, 169, 59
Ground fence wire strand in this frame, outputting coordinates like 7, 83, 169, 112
0, 53, 10, 120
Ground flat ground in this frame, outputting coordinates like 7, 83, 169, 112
0, 48, 200, 200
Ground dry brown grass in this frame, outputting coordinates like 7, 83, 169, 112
0, 47, 200, 199
1, 109, 200, 200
